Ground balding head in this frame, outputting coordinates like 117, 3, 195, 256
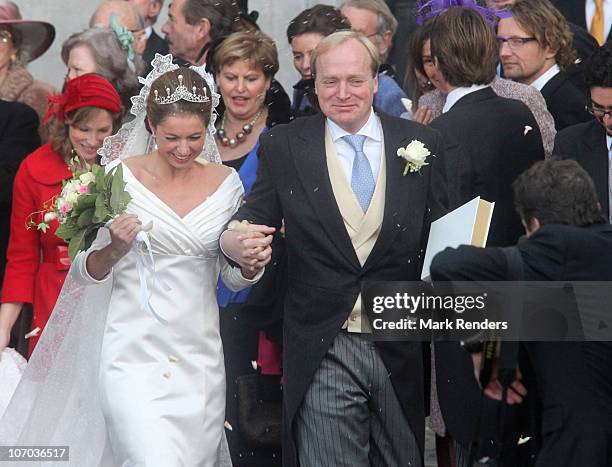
90, 0, 145, 31
90, 0, 146, 54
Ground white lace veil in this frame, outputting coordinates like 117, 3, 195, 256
0, 54, 232, 466
98, 53, 222, 166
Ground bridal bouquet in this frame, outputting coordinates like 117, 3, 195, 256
30, 162, 131, 260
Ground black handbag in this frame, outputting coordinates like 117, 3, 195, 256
235, 373, 283, 448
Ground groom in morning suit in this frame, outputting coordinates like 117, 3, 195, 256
221, 30, 448, 467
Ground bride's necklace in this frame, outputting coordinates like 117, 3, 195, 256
217, 107, 264, 148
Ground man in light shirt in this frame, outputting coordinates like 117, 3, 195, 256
553, 0, 611, 45
497, 0, 591, 130
221, 30, 448, 467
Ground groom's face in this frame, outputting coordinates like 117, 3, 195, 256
314, 38, 378, 134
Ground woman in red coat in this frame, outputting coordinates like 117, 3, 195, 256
0, 74, 122, 356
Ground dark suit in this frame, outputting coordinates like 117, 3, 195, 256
552, 0, 611, 44
430, 87, 545, 247
232, 111, 448, 466
0, 100, 40, 283
142, 29, 169, 76
554, 120, 610, 220
431, 224, 612, 466
540, 71, 591, 131
566, 23, 600, 93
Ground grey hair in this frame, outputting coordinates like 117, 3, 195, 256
61, 28, 144, 112
340, 0, 398, 36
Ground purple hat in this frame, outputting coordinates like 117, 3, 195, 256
0, 1, 55, 62
416, 0, 501, 25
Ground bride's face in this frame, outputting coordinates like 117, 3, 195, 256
152, 113, 207, 168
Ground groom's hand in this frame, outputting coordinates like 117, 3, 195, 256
220, 221, 275, 271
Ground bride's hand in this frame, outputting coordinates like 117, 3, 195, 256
108, 214, 143, 259
220, 221, 275, 270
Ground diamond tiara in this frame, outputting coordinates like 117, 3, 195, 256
153, 74, 210, 105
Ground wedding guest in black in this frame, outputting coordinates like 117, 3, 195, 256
426, 7, 544, 465
214, 30, 289, 466
554, 45, 612, 222
432, 159, 612, 467
384, 0, 419, 87
340, 0, 409, 116
286, 5, 350, 118
497, 0, 592, 130
128, 0, 170, 75
161, 0, 241, 67
0, 100, 40, 284
552, 0, 611, 46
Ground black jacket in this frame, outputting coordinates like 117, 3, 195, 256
430, 87, 545, 247
431, 224, 612, 466
552, 0, 611, 44
142, 29, 169, 76
232, 111, 448, 466
554, 119, 610, 219
540, 71, 591, 131
0, 100, 40, 282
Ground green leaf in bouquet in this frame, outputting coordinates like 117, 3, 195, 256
93, 193, 111, 223
77, 207, 95, 227
94, 165, 106, 192
75, 193, 97, 211
55, 219, 80, 241
68, 229, 87, 261
110, 164, 126, 213
118, 190, 132, 212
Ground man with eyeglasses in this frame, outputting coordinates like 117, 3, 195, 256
340, 0, 408, 117
497, 0, 591, 131
554, 45, 612, 223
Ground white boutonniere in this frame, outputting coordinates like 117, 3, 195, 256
397, 140, 431, 176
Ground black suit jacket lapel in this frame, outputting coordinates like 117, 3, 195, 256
540, 72, 566, 101
362, 114, 422, 272
292, 115, 361, 271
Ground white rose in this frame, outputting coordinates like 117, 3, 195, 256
79, 172, 94, 185
397, 139, 431, 175
66, 191, 79, 205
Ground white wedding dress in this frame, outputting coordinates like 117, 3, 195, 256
0, 162, 258, 467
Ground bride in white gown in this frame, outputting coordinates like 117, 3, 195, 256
0, 63, 274, 466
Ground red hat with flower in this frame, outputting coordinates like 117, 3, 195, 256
44, 74, 122, 124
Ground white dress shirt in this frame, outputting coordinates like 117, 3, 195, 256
326, 109, 383, 186
530, 64, 561, 92
442, 84, 488, 113
586, 0, 612, 41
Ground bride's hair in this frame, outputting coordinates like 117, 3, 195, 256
145, 68, 213, 132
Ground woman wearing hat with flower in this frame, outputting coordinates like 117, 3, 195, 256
0, 74, 122, 356
0, 1, 56, 139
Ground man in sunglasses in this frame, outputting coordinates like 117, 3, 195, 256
497, 0, 591, 130
554, 45, 612, 223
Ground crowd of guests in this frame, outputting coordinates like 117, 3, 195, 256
0, 0, 610, 466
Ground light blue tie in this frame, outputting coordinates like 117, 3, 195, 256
343, 134, 375, 212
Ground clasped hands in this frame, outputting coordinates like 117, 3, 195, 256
221, 220, 275, 279
471, 352, 527, 405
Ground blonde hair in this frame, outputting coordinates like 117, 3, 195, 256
213, 31, 279, 78
507, 0, 576, 70
311, 30, 380, 79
